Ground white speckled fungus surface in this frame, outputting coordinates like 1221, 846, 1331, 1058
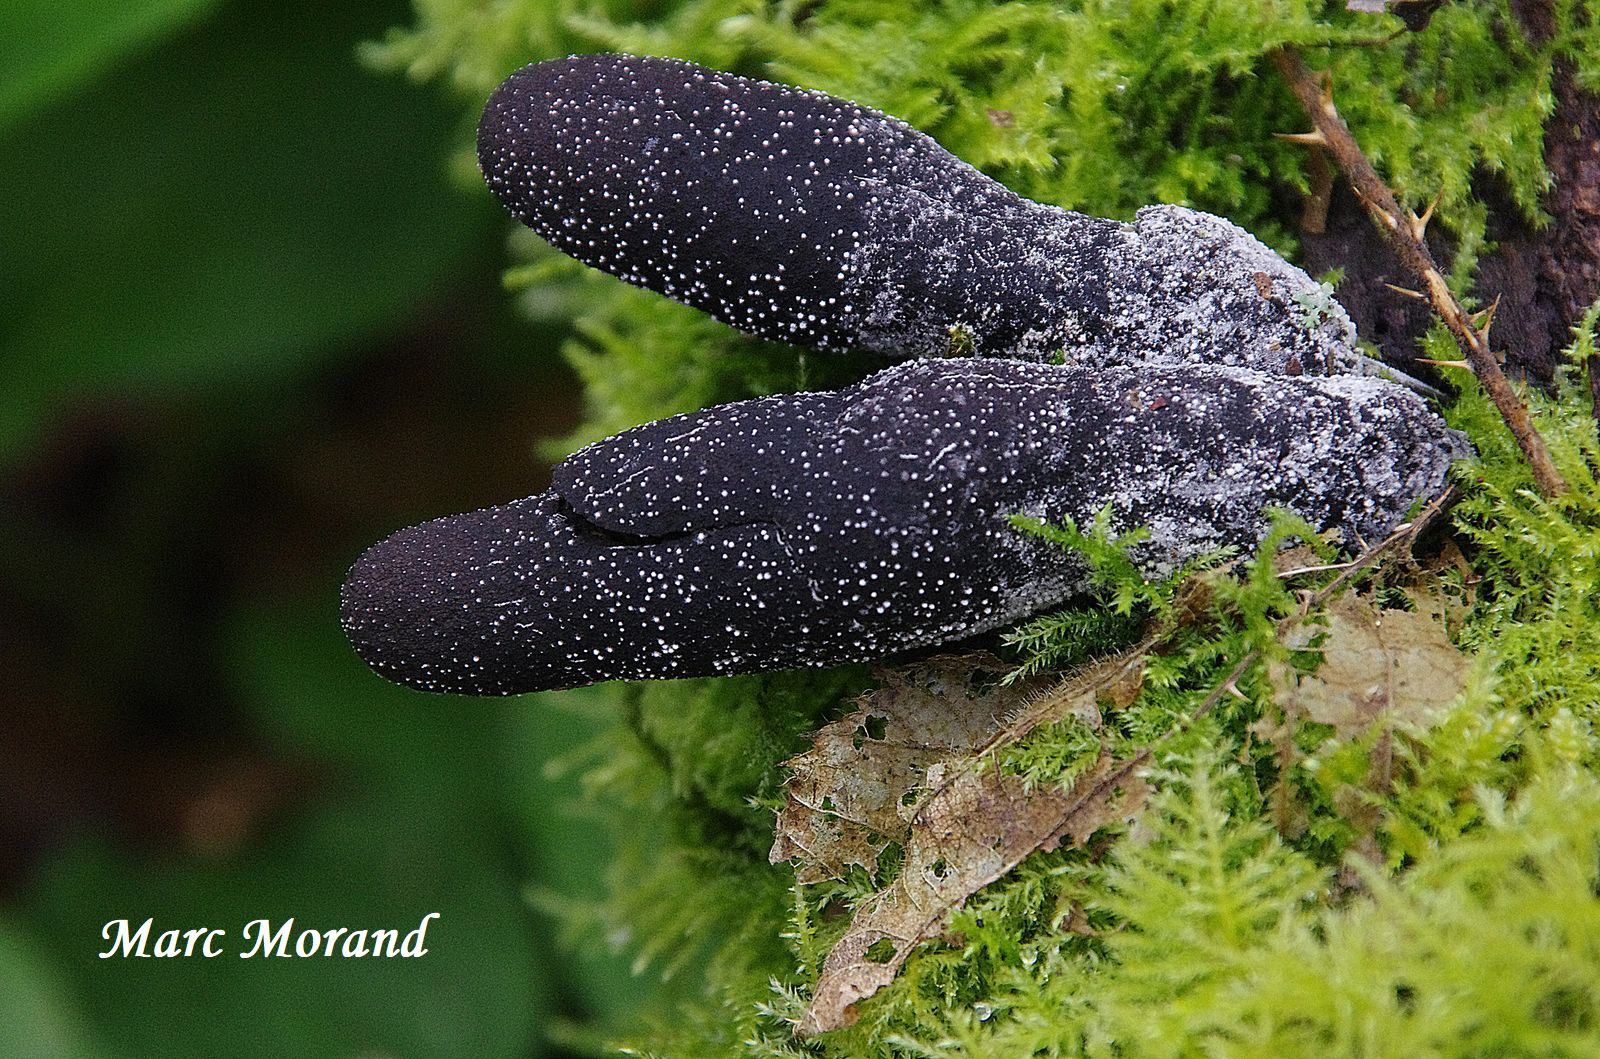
476, 53, 1364, 376
341, 360, 1466, 694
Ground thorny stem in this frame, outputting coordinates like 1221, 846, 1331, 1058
1270, 45, 1569, 498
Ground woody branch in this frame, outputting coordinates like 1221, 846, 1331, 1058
1271, 44, 1568, 498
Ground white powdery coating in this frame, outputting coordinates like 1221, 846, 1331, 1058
340, 360, 1466, 695
477, 53, 1358, 377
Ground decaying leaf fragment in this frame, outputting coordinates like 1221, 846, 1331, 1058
1281, 593, 1470, 737
770, 657, 1049, 883
773, 651, 1151, 1035
800, 751, 1148, 1035
1263, 591, 1471, 856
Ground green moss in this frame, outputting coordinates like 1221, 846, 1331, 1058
371, 2, 1600, 1054
627, 668, 873, 840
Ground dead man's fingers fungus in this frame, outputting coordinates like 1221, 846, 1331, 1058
341, 359, 1465, 695
477, 53, 1371, 378
341, 55, 1467, 695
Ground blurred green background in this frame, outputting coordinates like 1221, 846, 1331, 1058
0, 1, 636, 1054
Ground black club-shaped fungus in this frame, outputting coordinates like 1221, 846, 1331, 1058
341, 359, 1466, 695
477, 53, 1364, 376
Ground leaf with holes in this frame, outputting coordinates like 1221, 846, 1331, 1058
770, 656, 1044, 884
800, 748, 1148, 1034
773, 649, 1151, 1035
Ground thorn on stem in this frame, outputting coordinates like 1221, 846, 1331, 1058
1471, 294, 1501, 341
1274, 130, 1329, 147
1408, 191, 1440, 242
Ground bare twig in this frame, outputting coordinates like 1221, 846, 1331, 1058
1270, 45, 1569, 498
1275, 558, 1365, 579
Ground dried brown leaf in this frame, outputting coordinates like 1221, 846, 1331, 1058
779, 650, 1150, 1035
1405, 579, 1474, 639
1272, 543, 1326, 575
770, 656, 1043, 883
775, 648, 1152, 1033
1283, 593, 1469, 736
1100, 660, 1145, 711
799, 749, 1148, 1034
1272, 593, 1467, 863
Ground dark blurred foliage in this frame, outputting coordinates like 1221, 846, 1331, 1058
0, 1, 636, 1054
